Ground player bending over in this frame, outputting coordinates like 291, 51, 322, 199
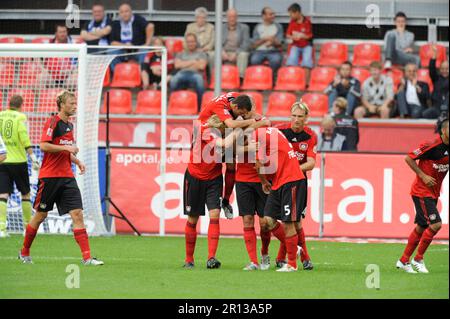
19, 91, 103, 266
199, 93, 256, 219
0, 95, 40, 238
277, 102, 317, 270
255, 127, 308, 272
397, 119, 448, 273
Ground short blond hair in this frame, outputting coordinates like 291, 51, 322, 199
291, 101, 309, 116
56, 90, 76, 110
334, 97, 347, 112
207, 115, 226, 131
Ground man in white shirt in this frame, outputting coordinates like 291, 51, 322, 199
396, 63, 431, 118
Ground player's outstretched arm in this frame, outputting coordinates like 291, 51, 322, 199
405, 155, 436, 187
40, 142, 79, 155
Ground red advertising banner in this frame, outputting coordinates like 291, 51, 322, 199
111, 149, 448, 239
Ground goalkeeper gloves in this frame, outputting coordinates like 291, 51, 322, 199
30, 153, 41, 171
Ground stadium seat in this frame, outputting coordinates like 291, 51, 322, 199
417, 68, 434, 92
44, 57, 73, 81
300, 93, 329, 117
31, 37, 52, 44
0, 63, 15, 87
168, 90, 198, 115
318, 41, 348, 67
383, 67, 403, 93
243, 91, 264, 115
351, 68, 371, 85
274, 66, 307, 91
352, 43, 381, 67
8, 89, 36, 112
37, 88, 63, 112
103, 68, 111, 87
18, 62, 43, 87
110, 63, 142, 88
419, 43, 447, 68
0, 36, 25, 44
307, 67, 337, 92
241, 65, 273, 90
266, 92, 297, 117
209, 65, 240, 90
135, 90, 162, 115
164, 38, 184, 55
102, 89, 133, 114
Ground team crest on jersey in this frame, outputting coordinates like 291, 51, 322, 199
299, 143, 308, 151
413, 148, 422, 156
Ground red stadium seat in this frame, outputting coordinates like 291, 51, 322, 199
44, 57, 73, 81
351, 68, 371, 85
417, 68, 434, 92
37, 89, 64, 113
308, 67, 337, 92
301, 93, 329, 117
209, 65, 240, 90
383, 67, 403, 93
135, 90, 162, 114
318, 42, 348, 67
274, 66, 307, 91
0, 37, 25, 44
243, 91, 264, 115
164, 38, 184, 56
103, 68, 111, 87
8, 89, 36, 113
168, 90, 198, 115
110, 63, 142, 88
31, 37, 52, 44
419, 44, 447, 68
0, 63, 15, 87
266, 92, 297, 117
241, 65, 273, 90
352, 43, 381, 67
18, 62, 43, 87
102, 89, 132, 114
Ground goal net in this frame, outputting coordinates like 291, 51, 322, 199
0, 44, 114, 236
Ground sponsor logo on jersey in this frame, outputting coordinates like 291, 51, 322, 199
432, 163, 449, 173
59, 139, 74, 146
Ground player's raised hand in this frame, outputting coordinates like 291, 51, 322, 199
421, 174, 437, 188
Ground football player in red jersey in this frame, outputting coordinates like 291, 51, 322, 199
254, 127, 308, 272
19, 91, 103, 266
277, 102, 317, 270
183, 114, 252, 269
199, 93, 256, 220
397, 119, 449, 273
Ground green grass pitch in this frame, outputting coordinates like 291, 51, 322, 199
0, 234, 448, 299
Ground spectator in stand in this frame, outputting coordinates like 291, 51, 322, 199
219, 8, 251, 79
141, 37, 174, 90
354, 61, 394, 119
332, 97, 359, 151
317, 116, 348, 152
396, 63, 431, 118
250, 7, 284, 79
325, 61, 361, 116
384, 12, 420, 68
169, 33, 207, 110
50, 24, 73, 44
110, 3, 154, 72
424, 44, 449, 119
285, 3, 313, 85
185, 7, 215, 55
80, 3, 112, 53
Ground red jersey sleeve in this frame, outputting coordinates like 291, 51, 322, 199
408, 140, 437, 160
40, 117, 56, 143
307, 130, 318, 160
214, 102, 233, 122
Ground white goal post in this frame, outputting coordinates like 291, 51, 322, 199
0, 43, 168, 236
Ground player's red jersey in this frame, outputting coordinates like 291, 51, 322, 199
408, 135, 449, 199
187, 122, 223, 181
198, 92, 239, 123
254, 127, 305, 190
39, 115, 75, 179
277, 124, 317, 164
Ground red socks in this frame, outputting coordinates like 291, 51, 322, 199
415, 228, 437, 261
21, 224, 37, 257
297, 228, 310, 262
223, 168, 235, 202
244, 227, 258, 265
271, 222, 287, 262
208, 218, 220, 259
400, 228, 423, 264
185, 221, 197, 263
285, 234, 299, 269
260, 229, 271, 256
74, 228, 91, 260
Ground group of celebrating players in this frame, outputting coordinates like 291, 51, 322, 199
0, 89, 447, 273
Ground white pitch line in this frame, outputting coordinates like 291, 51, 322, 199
0, 256, 146, 262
